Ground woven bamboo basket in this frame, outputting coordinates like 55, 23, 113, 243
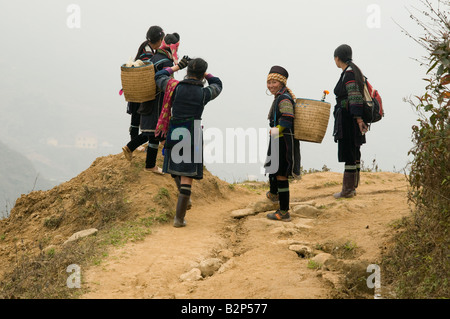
120, 62, 156, 103
294, 98, 331, 143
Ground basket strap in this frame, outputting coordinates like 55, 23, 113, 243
153, 58, 170, 68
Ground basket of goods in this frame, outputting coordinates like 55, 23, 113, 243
120, 59, 156, 103
294, 93, 331, 143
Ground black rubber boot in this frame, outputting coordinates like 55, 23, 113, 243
174, 193, 190, 228
333, 171, 356, 199
174, 176, 192, 210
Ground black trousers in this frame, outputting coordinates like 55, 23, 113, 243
127, 135, 160, 169
337, 109, 365, 165
128, 102, 141, 139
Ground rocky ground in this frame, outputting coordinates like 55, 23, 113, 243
0, 149, 410, 299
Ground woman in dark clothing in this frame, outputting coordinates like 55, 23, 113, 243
155, 58, 222, 227
123, 32, 183, 174
125, 26, 164, 141
264, 66, 301, 222
332, 44, 368, 198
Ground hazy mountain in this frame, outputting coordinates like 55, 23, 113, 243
0, 141, 54, 218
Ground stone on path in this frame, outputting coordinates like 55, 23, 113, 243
312, 253, 335, 266
231, 199, 279, 219
294, 219, 315, 229
179, 268, 202, 282
292, 205, 322, 218
231, 208, 255, 218
218, 259, 235, 274
199, 258, 223, 277
289, 245, 313, 257
247, 200, 279, 213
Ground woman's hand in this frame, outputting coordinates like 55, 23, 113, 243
177, 56, 191, 70
356, 118, 368, 135
171, 65, 181, 72
270, 127, 279, 137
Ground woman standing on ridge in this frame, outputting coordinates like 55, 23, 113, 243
332, 44, 368, 198
124, 26, 164, 142
154, 58, 223, 227
264, 66, 301, 222
123, 32, 185, 174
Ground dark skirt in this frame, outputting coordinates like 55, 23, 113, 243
334, 107, 366, 163
264, 130, 301, 178
127, 102, 140, 115
162, 117, 204, 179
139, 99, 163, 140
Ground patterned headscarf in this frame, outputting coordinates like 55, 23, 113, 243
267, 73, 287, 86
267, 66, 296, 120
160, 33, 180, 64
267, 66, 296, 100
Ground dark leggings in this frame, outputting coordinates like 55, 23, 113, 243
130, 110, 141, 139
128, 102, 141, 139
127, 135, 160, 169
127, 134, 148, 152
344, 147, 361, 173
269, 174, 290, 212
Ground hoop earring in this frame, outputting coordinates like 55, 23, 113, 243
266, 89, 272, 96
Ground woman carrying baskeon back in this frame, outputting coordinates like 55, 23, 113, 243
124, 25, 164, 142
332, 44, 368, 198
264, 66, 301, 222
154, 58, 222, 227
122, 32, 188, 175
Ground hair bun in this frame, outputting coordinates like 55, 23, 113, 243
164, 33, 180, 45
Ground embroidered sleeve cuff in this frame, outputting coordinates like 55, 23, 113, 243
164, 67, 174, 75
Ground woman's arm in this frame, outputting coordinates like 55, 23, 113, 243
345, 72, 368, 134
203, 73, 222, 104
154, 56, 190, 92
277, 98, 294, 129
155, 68, 171, 92
270, 98, 294, 138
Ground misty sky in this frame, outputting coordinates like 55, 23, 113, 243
0, 0, 432, 183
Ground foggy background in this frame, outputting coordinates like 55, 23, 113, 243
0, 0, 431, 217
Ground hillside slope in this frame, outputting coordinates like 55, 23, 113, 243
0, 149, 410, 299
0, 148, 233, 281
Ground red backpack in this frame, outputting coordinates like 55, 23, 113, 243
362, 77, 384, 124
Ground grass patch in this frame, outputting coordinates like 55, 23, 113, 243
323, 181, 340, 187
43, 210, 65, 230
317, 240, 361, 259
75, 184, 130, 227
307, 259, 321, 270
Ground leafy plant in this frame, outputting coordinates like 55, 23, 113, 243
384, 0, 450, 299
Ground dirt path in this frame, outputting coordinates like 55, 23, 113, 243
81, 171, 410, 299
